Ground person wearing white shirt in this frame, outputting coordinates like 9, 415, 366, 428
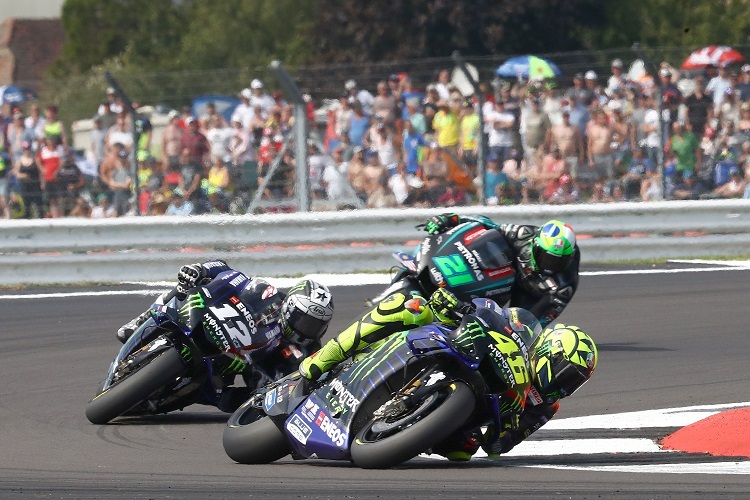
230, 89, 255, 130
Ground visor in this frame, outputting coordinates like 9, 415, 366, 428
285, 307, 328, 340
547, 354, 589, 398
533, 244, 572, 275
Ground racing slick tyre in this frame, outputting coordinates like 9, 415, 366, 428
85, 348, 188, 425
223, 401, 290, 464
350, 381, 475, 469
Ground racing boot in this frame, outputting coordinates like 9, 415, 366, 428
116, 311, 152, 344
430, 429, 481, 462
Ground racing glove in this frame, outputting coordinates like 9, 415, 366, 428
428, 289, 473, 326
424, 213, 460, 235
176, 263, 210, 295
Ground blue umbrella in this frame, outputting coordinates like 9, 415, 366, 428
495, 55, 562, 78
0, 85, 25, 105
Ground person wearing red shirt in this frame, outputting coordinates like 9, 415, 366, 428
36, 137, 66, 217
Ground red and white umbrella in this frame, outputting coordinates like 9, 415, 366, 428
681, 46, 744, 69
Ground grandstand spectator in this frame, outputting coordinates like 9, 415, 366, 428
43, 105, 67, 146
736, 65, 750, 101
668, 121, 701, 176
90, 194, 117, 218
108, 149, 133, 216
620, 147, 652, 200
550, 107, 585, 179
106, 115, 133, 154
711, 166, 745, 198
587, 108, 615, 183
707, 64, 732, 113
539, 146, 567, 202
365, 172, 398, 209
348, 102, 370, 148
520, 97, 551, 167
345, 80, 375, 115
547, 173, 579, 204
308, 142, 326, 199
402, 118, 425, 175
205, 115, 233, 166
483, 154, 507, 201
432, 99, 460, 157
206, 156, 232, 197
608, 100, 632, 173
434, 69, 452, 101
672, 170, 707, 200
37, 136, 66, 218
436, 180, 467, 207
23, 103, 45, 149
347, 146, 368, 202
6, 111, 33, 167
231, 89, 255, 130
250, 79, 275, 115
57, 150, 86, 216
366, 120, 398, 169
372, 80, 398, 127
486, 99, 515, 164
640, 94, 661, 172
362, 150, 387, 200
322, 147, 350, 202
387, 162, 413, 206
606, 58, 626, 94
459, 100, 480, 171
684, 76, 712, 136
403, 97, 427, 134
422, 84, 440, 135
421, 143, 449, 204
199, 102, 228, 132
99, 87, 123, 116
165, 188, 194, 216
567, 73, 592, 105
11, 141, 42, 218
334, 93, 353, 138
180, 117, 210, 168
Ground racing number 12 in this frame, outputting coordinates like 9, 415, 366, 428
433, 254, 474, 286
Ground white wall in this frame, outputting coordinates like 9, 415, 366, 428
0, 0, 65, 23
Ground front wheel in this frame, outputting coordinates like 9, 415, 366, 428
350, 381, 475, 469
223, 401, 290, 464
85, 347, 188, 424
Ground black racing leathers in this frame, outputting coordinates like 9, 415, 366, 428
451, 217, 580, 328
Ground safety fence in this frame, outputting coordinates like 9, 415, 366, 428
2, 200, 750, 284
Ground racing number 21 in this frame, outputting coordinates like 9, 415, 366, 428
433, 254, 474, 286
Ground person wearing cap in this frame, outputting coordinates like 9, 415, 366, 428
6, 110, 34, 167
521, 97, 551, 168
566, 73, 592, 105
249, 79, 275, 114
706, 64, 732, 113
711, 164, 746, 199
459, 100, 480, 171
547, 172, 580, 204
165, 187, 194, 216
345, 79, 374, 115
607, 58, 626, 94
231, 88, 255, 130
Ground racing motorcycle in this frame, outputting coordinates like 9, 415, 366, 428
369, 221, 517, 306
222, 299, 536, 469
85, 270, 289, 425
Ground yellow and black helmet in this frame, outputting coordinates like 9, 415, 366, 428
530, 324, 597, 403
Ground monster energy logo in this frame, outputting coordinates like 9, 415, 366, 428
347, 331, 408, 382
286, 281, 308, 295
179, 293, 205, 315
222, 356, 247, 375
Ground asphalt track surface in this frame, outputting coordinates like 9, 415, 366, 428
2, 264, 750, 499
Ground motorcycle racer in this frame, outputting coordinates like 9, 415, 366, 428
117, 260, 334, 411
299, 288, 542, 460
423, 214, 580, 328
433, 321, 598, 461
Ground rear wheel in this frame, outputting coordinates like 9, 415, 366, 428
350, 381, 475, 469
85, 348, 188, 425
223, 401, 290, 464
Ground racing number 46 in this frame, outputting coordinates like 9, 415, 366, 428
433, 254, 474, 286
488, 331, 529, 385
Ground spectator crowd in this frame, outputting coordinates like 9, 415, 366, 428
3, 56, 750, 219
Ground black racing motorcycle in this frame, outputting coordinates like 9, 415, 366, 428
85, 270, 291, 424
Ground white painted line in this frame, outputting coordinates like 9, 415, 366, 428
580, 266, 750, 276
545, 401, 750, 430
669, 259, 750, 268
0, 289, 168, 300
422, 438, 664, 460
530, 461, 750, 474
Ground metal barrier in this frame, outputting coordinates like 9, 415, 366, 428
2, 200, 750, 284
